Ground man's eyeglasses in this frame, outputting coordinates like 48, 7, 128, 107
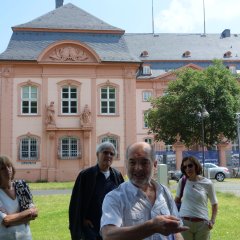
102, 151, 115, 156
183, 163, 194, 170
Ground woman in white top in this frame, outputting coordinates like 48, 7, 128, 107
0, 155, 38, 240
175, 156, 218, 240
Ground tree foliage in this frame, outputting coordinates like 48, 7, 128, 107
147, 60, 240, 148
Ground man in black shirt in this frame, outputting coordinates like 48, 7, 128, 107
69, 142, 124, 240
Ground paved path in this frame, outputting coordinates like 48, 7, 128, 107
212, 179, 240, 197
170, 179, 240, 197
32, 179, 240, 197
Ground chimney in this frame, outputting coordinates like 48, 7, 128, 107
55, 0, 64, 8
221, 29, 231, 38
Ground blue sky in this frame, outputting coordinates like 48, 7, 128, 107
1, 0, 240, 53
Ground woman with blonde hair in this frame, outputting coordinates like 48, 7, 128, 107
0, 155, 38, 239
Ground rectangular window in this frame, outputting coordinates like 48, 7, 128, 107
143, 65, 151, 75
20, 138, 38, 160
165, 145, 173, 151
229, 65, 237, 74
144, 138, 153, 144
101, 136, 117, 150
21, 86, 38, 114
100, 87, 116, 114
143, 91, 152, 101
60, 137, 80, 159
61, 86, 77, 114
143, 112, 149, 128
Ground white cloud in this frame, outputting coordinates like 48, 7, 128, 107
155, 0, 240, 33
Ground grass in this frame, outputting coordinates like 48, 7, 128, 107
31, 194, 71, 240
211, 192, 240, 239
29, 182, 74, 190
29, 181, 240, 240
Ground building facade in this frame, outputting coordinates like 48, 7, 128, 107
1, 3, 240, 181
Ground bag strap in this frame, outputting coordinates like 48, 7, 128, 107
179, 175, 187, 200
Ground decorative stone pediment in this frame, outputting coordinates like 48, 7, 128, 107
49, 46, 88, 62
38, 41, 100, 63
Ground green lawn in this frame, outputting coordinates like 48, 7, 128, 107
29, 181, 74, 190
31, 194, 71, 240
29, 182, 240, 240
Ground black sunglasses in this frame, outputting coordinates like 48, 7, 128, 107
102, 151, 114, 156
183, 163, 194, 170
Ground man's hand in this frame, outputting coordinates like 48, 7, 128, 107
152, 215, 189, 236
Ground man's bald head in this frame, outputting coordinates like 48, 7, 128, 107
126, 142, 155, 162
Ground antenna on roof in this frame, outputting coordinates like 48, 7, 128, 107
152, 0, 155, 34
202, 0, 206, 36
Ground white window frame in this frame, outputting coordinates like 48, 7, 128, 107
144, 138, 153, 145
143, 111, 149, 128
21, 86, 38, 115
20, 137, 38, 160
100, 87, 116, 115
232, 139, 239, 151
99, 134, 120, 158
143, 91, 152, 101
143, 65, 151, 75
59, 137, 80, 159
101, 136, 118, 150
229, 65, 237, 74
165, 144, 173, 151
61, 86, 78, 114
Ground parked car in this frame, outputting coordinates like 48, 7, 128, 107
169, 163, 230, 182
168, 170, 182, 182
202, 163, 230, 182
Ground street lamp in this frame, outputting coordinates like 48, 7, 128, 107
198, 106, 209, 176
236, 113, 240, 176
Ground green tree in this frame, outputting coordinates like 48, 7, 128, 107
147, 60, 240, 148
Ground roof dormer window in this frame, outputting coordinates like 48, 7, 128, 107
224, 51, 232, 58
228, 65, 237, 74
142, 65, 151, 75
140, 51, 149, 57
182, 51, 191, 58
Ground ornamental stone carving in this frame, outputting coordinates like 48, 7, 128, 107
80, 104, 91, 126
1, 67, 12, 77
49, 46, 89, 62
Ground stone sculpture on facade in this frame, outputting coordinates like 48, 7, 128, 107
80, 104, 91, 126
46, 101, 56, 126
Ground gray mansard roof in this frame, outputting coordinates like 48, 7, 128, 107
14, 3, 124, 32
124, 33, 240, 61
0, 3, 138, 63
0, 31, 138, 62
1, 3, 240, 64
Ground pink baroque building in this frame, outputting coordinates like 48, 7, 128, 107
1, 2, 239, 181
0, 3, 138, 181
